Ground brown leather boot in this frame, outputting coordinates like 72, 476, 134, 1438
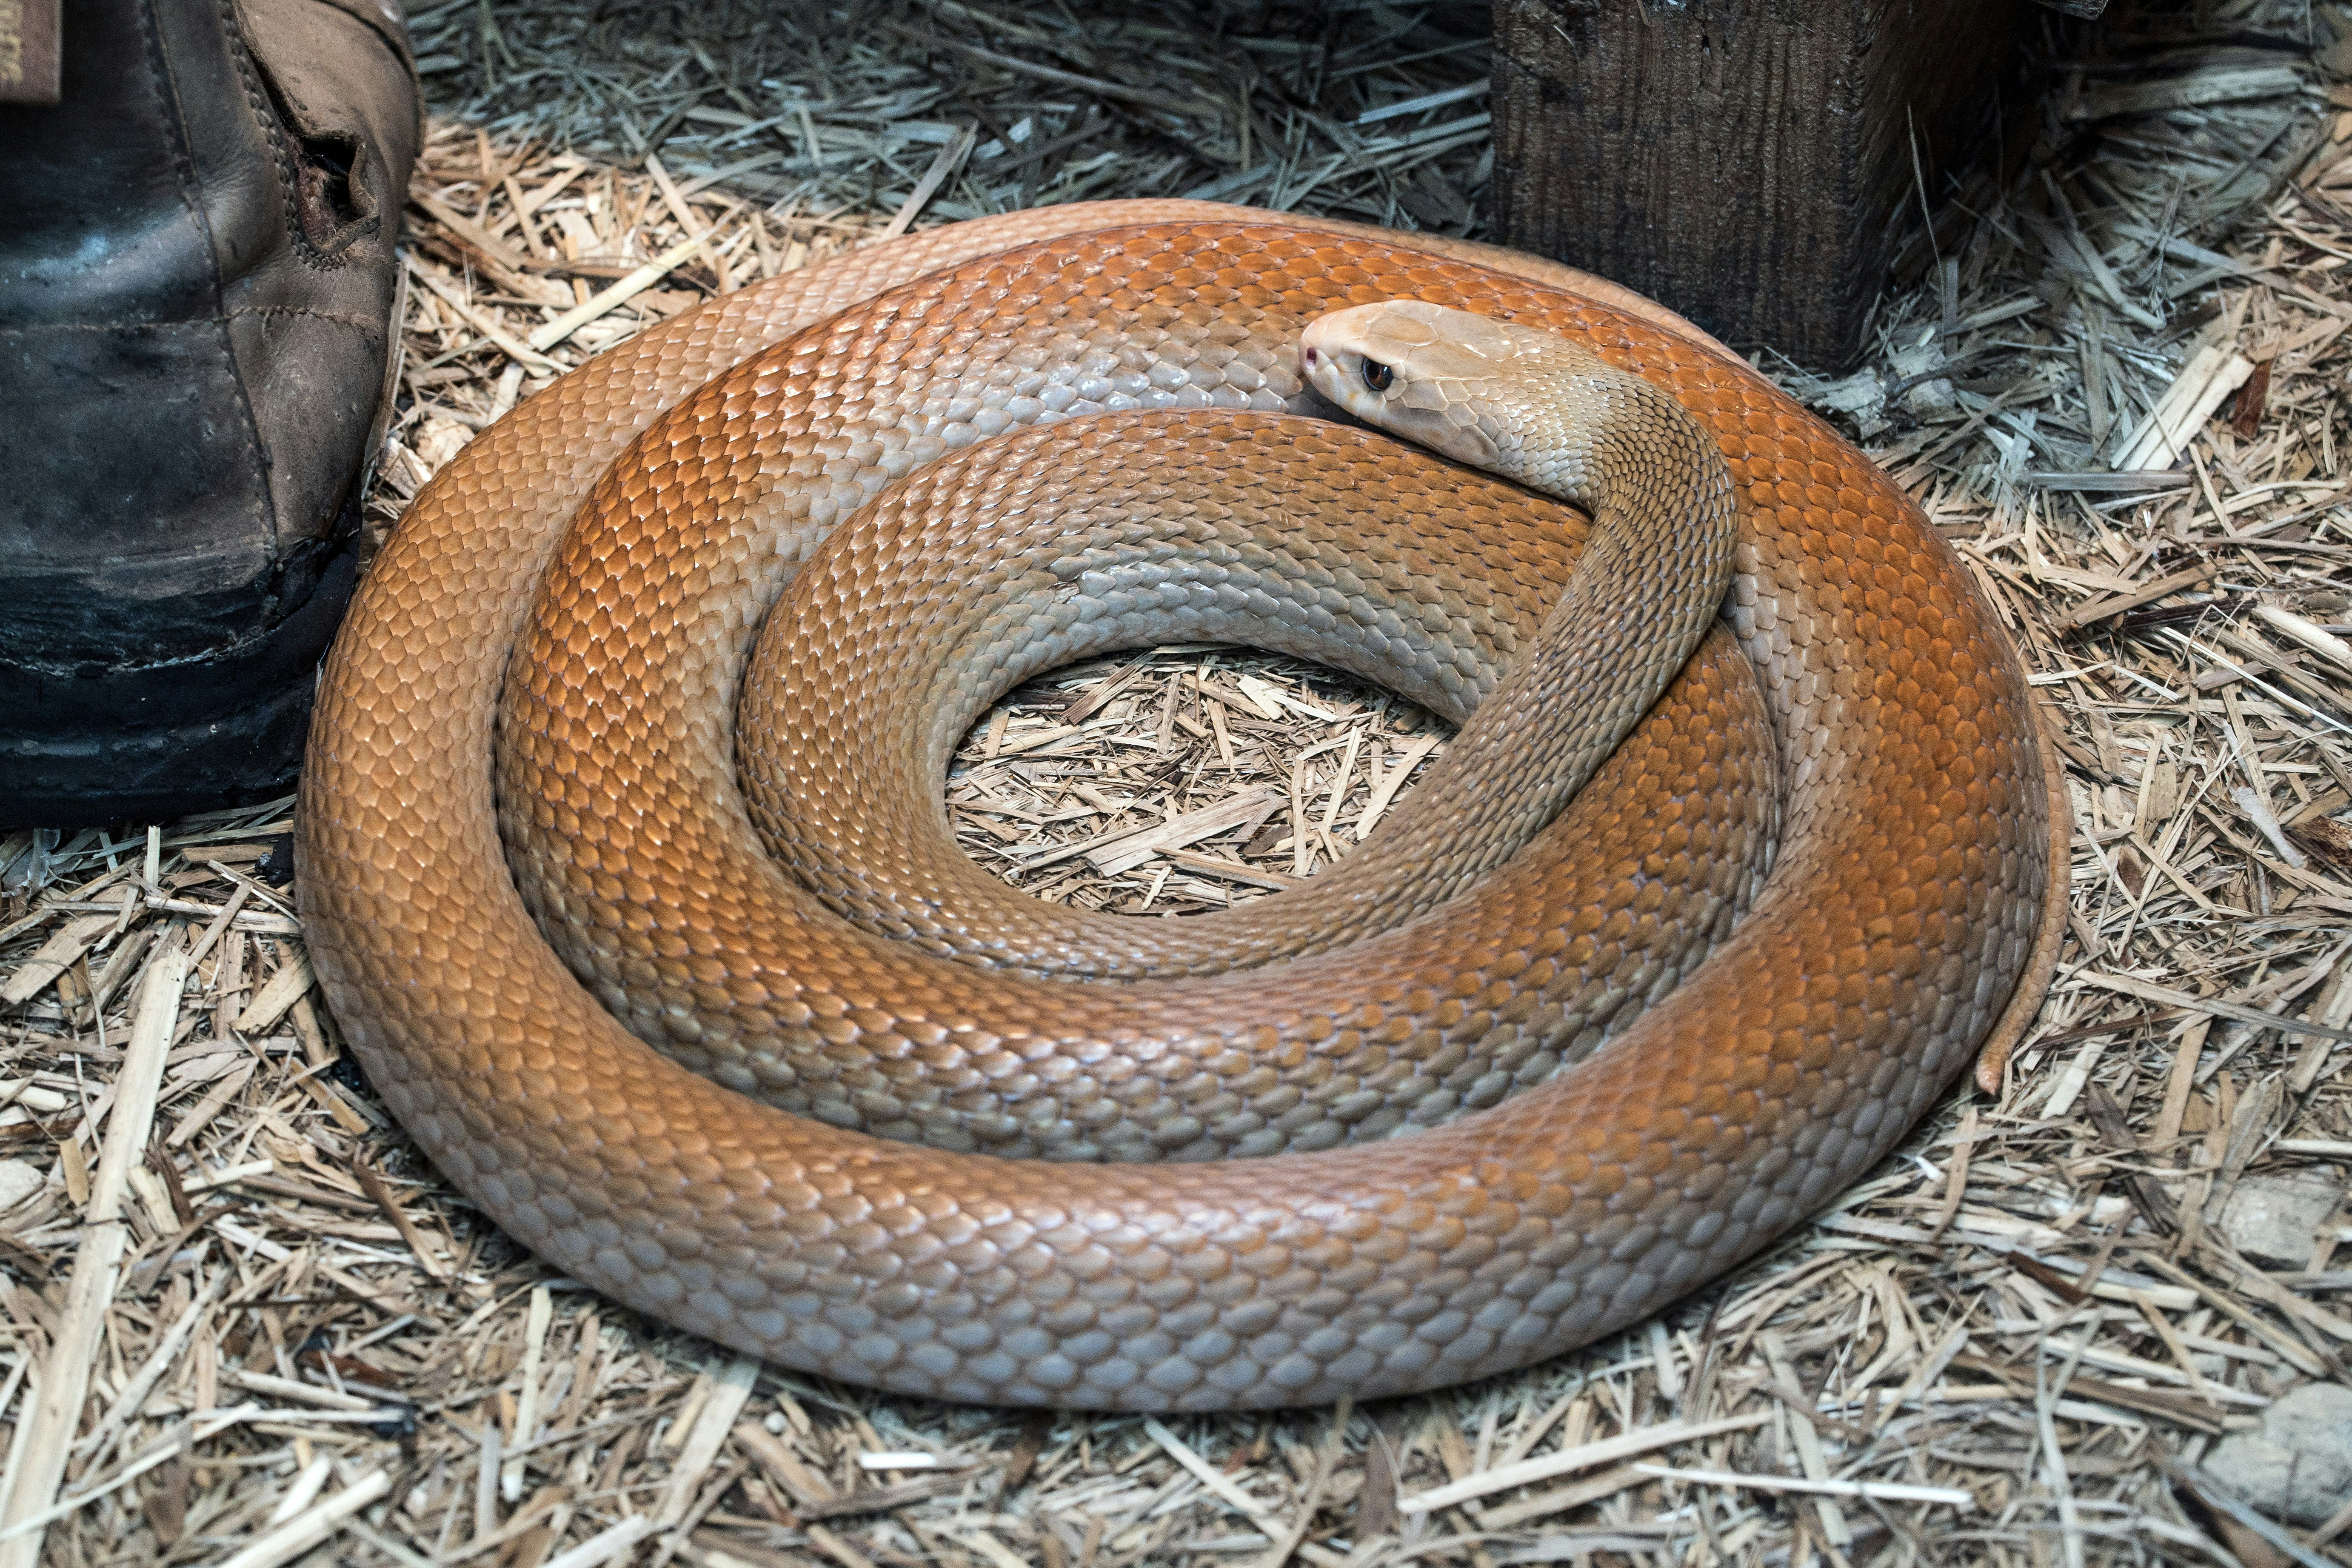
0, 0, 420, 827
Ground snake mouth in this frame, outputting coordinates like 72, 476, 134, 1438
1296, 326, 1381, 428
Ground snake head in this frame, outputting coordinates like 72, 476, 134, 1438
1299, 300, 1524, 474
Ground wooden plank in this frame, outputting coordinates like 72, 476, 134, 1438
0, 0, 60, 104
1490, 0, 2025, 367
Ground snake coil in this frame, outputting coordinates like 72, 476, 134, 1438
300, 203, 2063, 1410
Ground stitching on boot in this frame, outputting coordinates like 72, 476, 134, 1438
215, 0, 365, 268
0, 306, 391, 338
136, 0, 216, 290
136, 0, 278, 566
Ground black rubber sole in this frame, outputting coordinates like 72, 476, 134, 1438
0, 539, 357, 829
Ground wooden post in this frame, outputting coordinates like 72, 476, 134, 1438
1490, 0, 2027, 368
0, 0, 62, 103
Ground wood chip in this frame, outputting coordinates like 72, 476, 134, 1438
1398, 1413, 1773, 1514
0, 937, 190, 1567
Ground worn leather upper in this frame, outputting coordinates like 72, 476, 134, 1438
0, 0, 419, 679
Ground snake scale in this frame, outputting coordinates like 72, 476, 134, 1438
299, 200, 2066, 1409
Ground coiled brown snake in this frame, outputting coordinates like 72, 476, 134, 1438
299, 201, 2066, 1409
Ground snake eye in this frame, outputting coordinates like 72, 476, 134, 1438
1361, 359, 1394, 393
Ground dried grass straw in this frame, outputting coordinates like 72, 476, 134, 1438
4, 2, 2352, 1565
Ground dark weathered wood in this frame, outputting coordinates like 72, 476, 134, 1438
1490, 0, 2025, 368
0, 0, 63, 104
